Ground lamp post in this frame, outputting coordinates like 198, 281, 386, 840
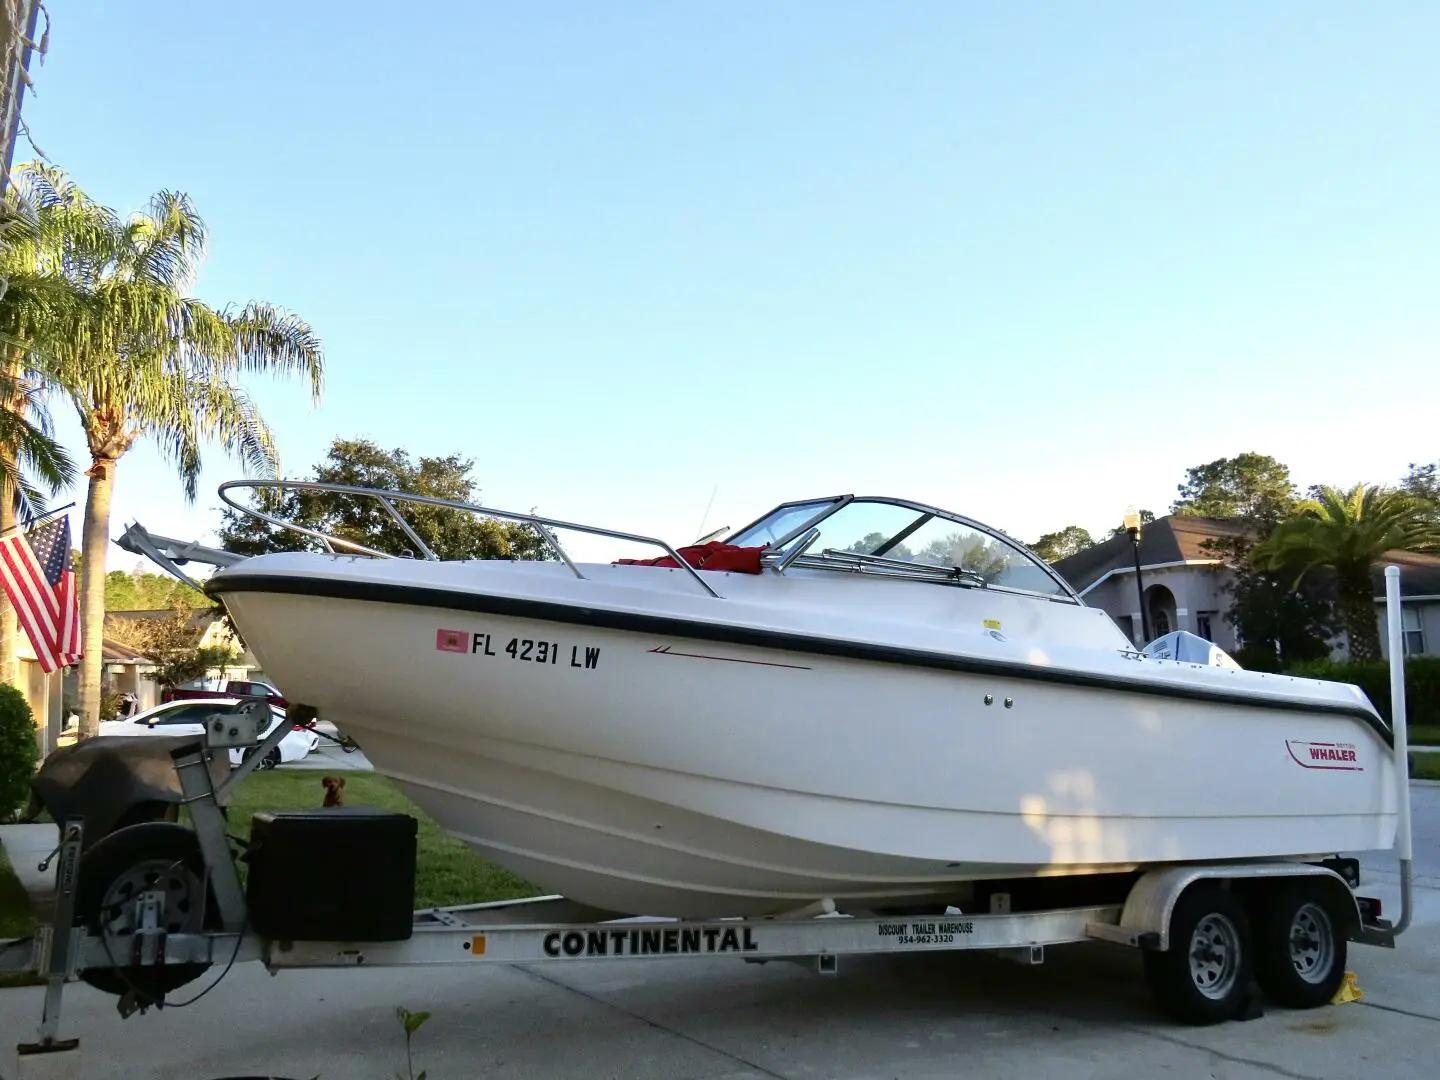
1124, 506, 1151, 644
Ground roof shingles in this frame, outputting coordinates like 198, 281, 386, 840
1052, 515, 1248, 592
1051, 515, 1440, 599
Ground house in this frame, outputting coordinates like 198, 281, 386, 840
98, 637, 161, 714
1051, 514, 1440, 660
58, 608, 267, 719
12, 634, 65, 755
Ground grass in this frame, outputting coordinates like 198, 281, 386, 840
1411, 751, 1440, 781
0, 771, 536, 990
222, 771, 538, 910
0, 771, 536, 946
0, 845, 35, 940
1405, 724, 1440, 745
0, 845, 40, 988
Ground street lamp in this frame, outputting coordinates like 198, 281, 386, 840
1124, 506, 1151, 644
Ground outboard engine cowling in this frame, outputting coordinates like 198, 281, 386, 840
1141, 630, 1242, 669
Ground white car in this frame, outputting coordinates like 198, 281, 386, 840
96, 697, 321, 769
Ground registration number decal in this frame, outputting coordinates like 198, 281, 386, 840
435, 629, 600, 670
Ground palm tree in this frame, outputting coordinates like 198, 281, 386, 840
11, 163, 323, 736
0, 177, 82, 684
1253, 483, 1440, 661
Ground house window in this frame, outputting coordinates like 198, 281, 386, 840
1196, 611, 1215, 641
1403, 606, 1425, 655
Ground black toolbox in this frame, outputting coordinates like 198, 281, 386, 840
244, 806, 418, 942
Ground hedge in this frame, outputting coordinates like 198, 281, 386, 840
0, 683, 39, 822
1286, 655, 1440, 728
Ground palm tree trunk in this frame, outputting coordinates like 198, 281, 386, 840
75, 459, 116, 738
0, 473, 16, 688
0, 357, 24, 688
1339, 580, 1381, 662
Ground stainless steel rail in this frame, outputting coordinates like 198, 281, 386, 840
216, 479, 723, 599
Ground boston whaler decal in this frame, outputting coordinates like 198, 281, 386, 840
1286, 739, 1363, 772
435, 628, 600, 670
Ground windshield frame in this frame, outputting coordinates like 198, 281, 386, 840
725, 494, 1081, 603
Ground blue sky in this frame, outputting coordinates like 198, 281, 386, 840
17, 1, 1440, 569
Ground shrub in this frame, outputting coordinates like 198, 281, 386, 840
99, 690, 123, 722
0, 683, 39, 822
1286, 655, 1440, 728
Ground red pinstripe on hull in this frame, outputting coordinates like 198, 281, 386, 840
647, 645, 811, 670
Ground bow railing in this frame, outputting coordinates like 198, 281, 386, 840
215, 479, 724, 599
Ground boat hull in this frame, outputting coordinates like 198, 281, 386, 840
215, 573, 1399, 919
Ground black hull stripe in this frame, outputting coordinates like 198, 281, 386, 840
207, 573, 1393, 747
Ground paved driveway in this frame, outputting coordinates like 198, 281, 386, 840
3, 786, 1437, 1079
2, 914, 1438, 1079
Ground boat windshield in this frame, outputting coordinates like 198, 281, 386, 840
727, 496, 1074, 599
722, 498, 842, 548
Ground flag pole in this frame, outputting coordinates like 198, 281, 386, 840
0, 501, 76, 539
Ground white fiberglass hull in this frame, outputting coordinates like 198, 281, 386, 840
210, 556, 1399, 919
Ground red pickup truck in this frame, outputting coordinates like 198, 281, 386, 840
160, 678, 288, 709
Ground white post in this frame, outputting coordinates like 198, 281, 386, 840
1384, 565, 1413, 935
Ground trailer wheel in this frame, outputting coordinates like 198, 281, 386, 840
72, 822, 218, 1000
1254, 881, 1347, 1009
1143, 884, 1254, 1025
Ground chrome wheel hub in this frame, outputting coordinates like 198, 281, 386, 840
1188, 912, 1241, 1000
1288, 902, 1335, 984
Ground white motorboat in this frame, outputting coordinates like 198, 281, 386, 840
164, 483, 1397, 919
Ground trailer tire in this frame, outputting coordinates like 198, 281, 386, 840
1254, 881, 1348, 1009
72, 822, 218, 1000
1143, 884, 1254, 1025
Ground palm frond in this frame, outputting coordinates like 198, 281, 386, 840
217, 301, 324, 402
0, 373, 76, 507
122, 189, 207, 290
191, 381, 281, 480
3, 162, 322, 510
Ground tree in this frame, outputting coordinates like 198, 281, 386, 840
913, 531, 1010, 578
106, 602, 240, 688
1401, 460, 1439, 527
1202, 526, 1336, 672
217, 437, 553, 562
842, 532, 914, 559
0, 682, 39, 821
1171, 453, 1298, 520
1252, 484, 1440, 661
0, 180, 83, 684
1030, 525, 1094, 563
12, 163, 324, 739
104, 567, 208, 611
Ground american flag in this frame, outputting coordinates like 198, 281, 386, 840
0, 515, 82, 673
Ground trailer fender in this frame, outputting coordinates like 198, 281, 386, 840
1087, 863, 1362, 952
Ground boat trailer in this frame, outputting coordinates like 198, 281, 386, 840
0, 570, 1419, 1078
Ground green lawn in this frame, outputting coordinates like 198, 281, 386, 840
0, 846, 40, 988
0, 771, 536, 989
1405, 724, 1440, 746
3, 774, 539, 926
222, 771, 539, 910
1412, 751, 1440, 781
0, 846, 35, 940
